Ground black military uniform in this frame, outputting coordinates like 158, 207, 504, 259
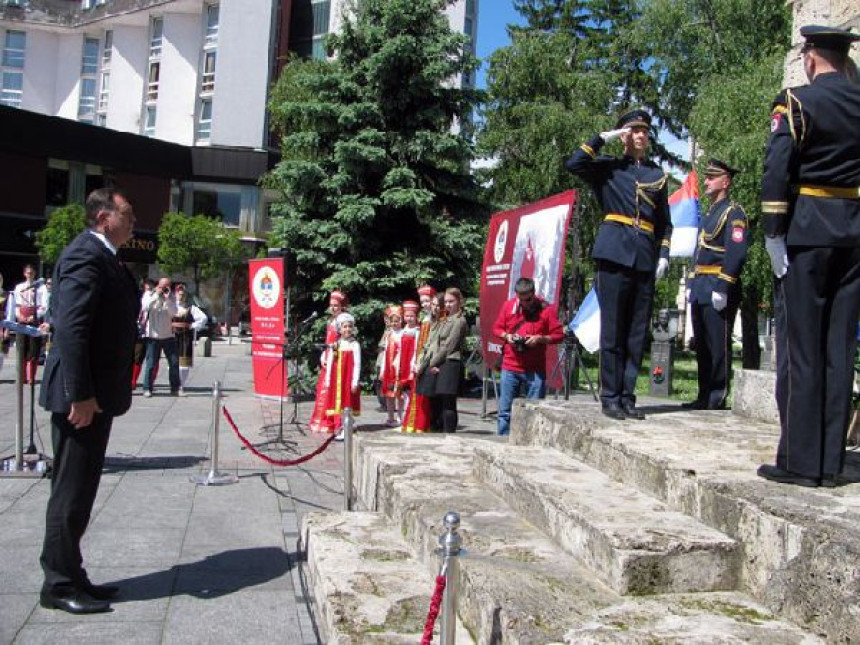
758, 25, 860, 487
688, 160, 749, 410
566, 109, 672, 419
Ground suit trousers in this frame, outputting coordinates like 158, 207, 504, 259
774, 245, 860, 479
595, 260, 655, 407
40, 411, 112, 592
691, 288, 740, 408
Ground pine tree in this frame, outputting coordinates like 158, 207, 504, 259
266, 0, 485, 351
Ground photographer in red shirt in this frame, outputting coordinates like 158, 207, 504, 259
492, 277, 564, 436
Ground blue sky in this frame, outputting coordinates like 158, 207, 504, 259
474, 1, 689, 168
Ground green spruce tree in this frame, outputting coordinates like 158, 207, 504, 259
266, 0, 485, 361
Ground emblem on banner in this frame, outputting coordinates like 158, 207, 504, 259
493, 220, 509, 264
252, 267, 281, 309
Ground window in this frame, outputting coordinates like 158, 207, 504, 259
197, 98, 212, 141
81, 37, 99, 74
466, 0, 476, 15
98, 71, 109, 111
205, 4, 219, 46
464, 16, 473, 37
2, 30, 25, 68
310, 0, 330, 60
102, 30, 112, 66
78, 78, 96, 122
1, 70, 23, 107
201, 50, 216, 92
149, 18, 163, 58
147, 61, 159, 101
144, 106, 156, 136
46, 160, 70, 207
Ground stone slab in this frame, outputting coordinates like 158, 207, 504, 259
351, 433, 823, 645
473, 443, 739, 594
301, 510, 474, 644
733, 369, 779, 424
511, 396, 860, 642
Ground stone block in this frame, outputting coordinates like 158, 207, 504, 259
732, 369, 779, 425
473, 443, 739, 594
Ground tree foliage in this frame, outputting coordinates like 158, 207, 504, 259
157, 212, 246, 295
266, 0, 486, 359
35, 204, 86, 267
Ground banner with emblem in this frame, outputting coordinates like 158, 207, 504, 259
248, 257, 287, 399
479, 190, 577, 385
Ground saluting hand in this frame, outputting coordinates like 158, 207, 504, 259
68, 398, 102, 429
599, 127, 631, 142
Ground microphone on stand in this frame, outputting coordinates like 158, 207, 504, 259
21, 278, 46, 291
299, 311, 320, 326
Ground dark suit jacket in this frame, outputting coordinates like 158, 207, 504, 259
40, 231, 140, 417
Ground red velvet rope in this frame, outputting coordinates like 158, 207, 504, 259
222, 406, 337, 466
420, 575, 448, 645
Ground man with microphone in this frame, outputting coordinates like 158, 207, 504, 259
566, 109, 672, 420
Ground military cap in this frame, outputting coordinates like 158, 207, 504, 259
616, 109, 652, 130
704, 158, 740, 178
800, 25, 860, 53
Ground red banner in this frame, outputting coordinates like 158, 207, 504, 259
248, 257, 287, 399
479, 190, 577, 384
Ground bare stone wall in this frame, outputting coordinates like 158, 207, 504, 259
784, 0, 860, 86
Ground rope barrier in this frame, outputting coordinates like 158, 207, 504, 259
222, 406, 337, 466
421, 575, 447, 645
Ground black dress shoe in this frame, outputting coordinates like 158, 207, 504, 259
602, 403, 626, 420
83, 582, 120, 600
621, 403, 645, 420
756, 464, 820, 488
40, 590, 112, 614
820, 475, 850, 488
681, 400, 707, 410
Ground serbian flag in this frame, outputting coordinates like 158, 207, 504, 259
668, 170, 699, 257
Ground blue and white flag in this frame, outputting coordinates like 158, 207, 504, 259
569, 288, 600, 353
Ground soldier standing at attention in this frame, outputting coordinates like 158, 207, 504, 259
684, 159, 749, 410
566, 109, 673, 421
757, 26, 860, 488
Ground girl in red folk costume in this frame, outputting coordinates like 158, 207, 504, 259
401, 286, 436, 433
396, 300, 420, 432
309, 290, 348, 433
322, 312, 361, 427
379, 305, 404, 426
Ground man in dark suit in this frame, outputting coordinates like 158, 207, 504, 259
566, 109, 673, 420
757, 25, 860, 488
39, 188, 140, 613
684, 159, 749, 410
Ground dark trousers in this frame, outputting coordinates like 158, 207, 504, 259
142, 337, 180, 393
438, 395, 458, 432
691, 288, 740, 408
41, 411, 112, 592
774, 246, 860, 479
595, 261, 655, 407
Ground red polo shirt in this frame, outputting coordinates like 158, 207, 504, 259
492, 296, 564, 374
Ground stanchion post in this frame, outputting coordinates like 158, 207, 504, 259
439, 511, 461, 645
190, 380, 239, 486
14, 334, 25, 470
343, 407, 353, 511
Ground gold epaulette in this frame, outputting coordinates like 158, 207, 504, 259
580, 143, 596, 158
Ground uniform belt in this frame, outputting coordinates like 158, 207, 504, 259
694, 265, 721, 275
797, 184, 860, 199
604, 213, 654, 234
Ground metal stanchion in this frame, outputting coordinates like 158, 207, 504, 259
342, 407, 354, 511
190, 380, 239, 486
14, 335, 25, 470
439, 511, 461, 645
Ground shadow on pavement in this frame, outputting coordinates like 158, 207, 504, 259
103, 455, 207, 473
112, 547, 291, 601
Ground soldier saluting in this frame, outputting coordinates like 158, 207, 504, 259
684, 159, 749, 410
566, 109, 672, 421
757, 25, 860, 488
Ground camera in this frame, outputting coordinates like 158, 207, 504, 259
511, 334, 528, 353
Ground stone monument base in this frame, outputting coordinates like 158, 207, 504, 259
732, 368, 778, 424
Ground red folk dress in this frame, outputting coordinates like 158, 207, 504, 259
401, 320, 432, 433
309, 319, 339, 433
323, 338, 362, 420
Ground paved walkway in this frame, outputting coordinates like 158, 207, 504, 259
0, 341, 498, 645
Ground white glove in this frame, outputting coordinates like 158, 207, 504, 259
655, 258, 669, 279
765, 236, 789, 278
712, 291, 727, 312
599, 127, 631, 142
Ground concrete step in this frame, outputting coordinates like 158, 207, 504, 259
300, 510, 474, 644
472, 443, 739, 594
510, 396, 860, 643
350, 432, 823, 645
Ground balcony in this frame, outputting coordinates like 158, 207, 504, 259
0, 0, 181, 27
